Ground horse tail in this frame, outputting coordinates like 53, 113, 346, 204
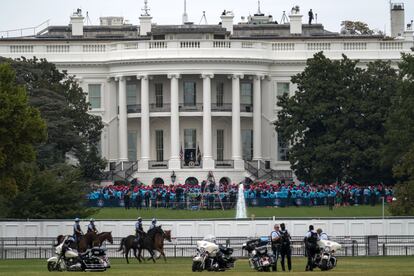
118, 238, 126, 252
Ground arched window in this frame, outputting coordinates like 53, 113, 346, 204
185, 177, 199, 186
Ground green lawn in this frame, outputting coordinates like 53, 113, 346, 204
93, 205, 390, 220
0, 257, 413, 275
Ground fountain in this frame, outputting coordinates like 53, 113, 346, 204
236, 183, 247, 219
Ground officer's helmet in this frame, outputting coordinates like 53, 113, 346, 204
75, 218, 80, 222
152, 218, 157, 224
137, 217, 142, 222
90, 218, 95, 222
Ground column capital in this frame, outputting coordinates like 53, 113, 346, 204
114, 75, 126, 81
253, 74, 266, 81
228, 74, 244, 80
167, 73, 181, 79
201, 73, 214, 79
136, 74, 149, 80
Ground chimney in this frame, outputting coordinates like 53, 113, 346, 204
390, 2, 405, 37
289, 6, 302, 35
70, 9, 84, 37
221, 11, 234, 35
139, 0, 152, 36
139, 15, 152, 36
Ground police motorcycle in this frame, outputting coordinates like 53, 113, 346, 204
47, 236, 109, 272
314, 239, 342, 271
242, 237, 276, 272
192, 235, 236, 272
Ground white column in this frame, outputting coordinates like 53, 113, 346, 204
202, 74, 214, 169
138, 75, 150, 170
253, 75, 264, 160
231, 74, 244, 169
168, 74, 181, 170
117, 76, 128, 162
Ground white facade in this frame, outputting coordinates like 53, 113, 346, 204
1, 8, 413, 185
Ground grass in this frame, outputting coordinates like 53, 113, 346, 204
0, 257, 413, 275
93, 205, 391, 220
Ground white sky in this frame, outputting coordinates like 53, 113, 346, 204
0, 0, 413, 35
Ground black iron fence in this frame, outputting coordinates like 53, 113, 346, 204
0, 236, 413, 260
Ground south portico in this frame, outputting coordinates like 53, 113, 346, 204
106, 71, 266, 176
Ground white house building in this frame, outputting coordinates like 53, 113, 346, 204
0, 2, 413, 185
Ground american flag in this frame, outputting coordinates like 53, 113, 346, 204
179, 145, 183, 160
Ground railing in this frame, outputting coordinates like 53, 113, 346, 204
1, 236, 413, 259
215, 160, 234, 168
125, 161, 138, 180
179, 103, 203, 112
149, 103, 170, 112
211, 103, 232, 112
240, 104, 253, 112
149, 160, 168, 169
181, 160, 202, 168
127, 104, 141, 113
2, 39, 413, 56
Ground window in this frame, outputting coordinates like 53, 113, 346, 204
277, 82, 290, 98
278, 134, 289, 161
242, 129, 253, 161
217, 129, 224, 161
128, 132, 137, 161
184, 81, 196, 106
216, 82, 224, 107
184, 129, 196, 149
155, 83, 163, 108
155, 130, 164, 161
241, 82, 253, 105
127, 84, 137, 105
88, 84, 101, 109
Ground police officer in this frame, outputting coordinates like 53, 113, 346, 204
135, 217, 144, 243
304, 225, 319, 271
317, 228, 329, 240
270, 224, 281, 271
73, 218, 83, 244
87, 218, 98, 234
279, 223, 292, 272
149, 218, 157, 230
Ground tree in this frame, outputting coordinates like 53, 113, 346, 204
340, 21, 374, 35
1, 57, 106, 180
384, 54, 414, 215
9, 164, 96, 219
0, 63, 46, 198
276, 52, 397, 184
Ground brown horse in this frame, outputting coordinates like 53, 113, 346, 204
137, 227, 172, 263
118, 226, 171, 264
56, 232, 112, 253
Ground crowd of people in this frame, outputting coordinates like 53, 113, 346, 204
87, 180, 394, 209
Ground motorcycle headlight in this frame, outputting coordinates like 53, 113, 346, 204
252, 250, 257, 256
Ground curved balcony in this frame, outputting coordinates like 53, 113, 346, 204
150, 103, 170, 112
179, 103, 203, 112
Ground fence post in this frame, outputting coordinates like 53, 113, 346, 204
0, 239, 4, 260
174, 245, 176, 258
406, 246, 408, 256
383, 243, 386, 256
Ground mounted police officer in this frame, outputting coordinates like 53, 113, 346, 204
149, 218, 157, 230
87, 218, 98, 234
270, 224, 281, 271
279, 223, 292, 272
304, 225, 319, 271
135, 217, 144, 243
73, 218, 84, 244
317, 228, 329, 240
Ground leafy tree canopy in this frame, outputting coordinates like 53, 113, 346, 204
276, 52, 397, 185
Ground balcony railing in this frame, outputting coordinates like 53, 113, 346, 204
149, 103, 170, 112
181, 160, 202, 169
179, 103, 203, 112
215, 160, 234, 168
211, 103, 232, 112
240, 104, 253, 112
127, 104, 141, 113
149, 160, 168, 169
